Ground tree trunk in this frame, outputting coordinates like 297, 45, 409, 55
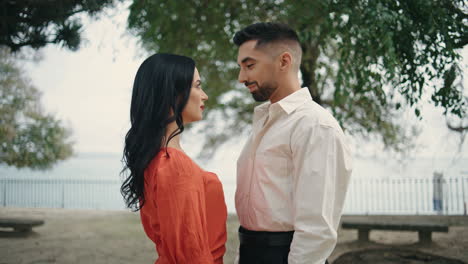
300, 43, 322, 106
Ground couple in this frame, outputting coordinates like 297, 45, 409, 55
121, 22, 353, 264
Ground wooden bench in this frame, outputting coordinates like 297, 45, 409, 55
0, 218, 44, 233
341, 220, 449, 244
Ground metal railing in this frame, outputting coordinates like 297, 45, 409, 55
1, 175, 467, 215
0, 178, 125, 210
343, 176, 468, 215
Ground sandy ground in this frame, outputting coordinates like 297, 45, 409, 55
1, 208, 467, 264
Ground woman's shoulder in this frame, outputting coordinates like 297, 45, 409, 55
154, 148, 202, 183
159, 147, 194, 166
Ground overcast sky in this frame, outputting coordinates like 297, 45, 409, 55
22, 3, 467, 163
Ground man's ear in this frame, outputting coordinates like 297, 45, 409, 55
279, 51, 292, 71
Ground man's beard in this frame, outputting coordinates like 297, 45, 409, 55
248, 81, 278, 102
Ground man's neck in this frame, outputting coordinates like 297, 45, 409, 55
270, 77, 301, 104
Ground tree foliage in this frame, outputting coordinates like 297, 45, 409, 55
1, 0, 117, 51
0, 47, 73, 169
0, 0, 121, 169
128, 1, 467, 155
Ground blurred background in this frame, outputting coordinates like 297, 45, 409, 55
1, 0, 466, 215
1, 0, 467, 263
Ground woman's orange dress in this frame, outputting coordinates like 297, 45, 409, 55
140, 148, 227, 264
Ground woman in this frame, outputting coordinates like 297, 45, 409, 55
121, 53, 227, 264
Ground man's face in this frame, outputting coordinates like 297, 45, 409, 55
237, 40, 278, 102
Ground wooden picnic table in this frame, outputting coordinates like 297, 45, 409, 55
0, 218, 44, 233
341, 219, 449, 244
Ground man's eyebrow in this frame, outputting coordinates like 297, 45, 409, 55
237, 57, 256, 66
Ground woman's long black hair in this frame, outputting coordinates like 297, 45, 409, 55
121, 53, 195, 211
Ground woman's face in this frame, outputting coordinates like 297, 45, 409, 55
182, 68, 208, 124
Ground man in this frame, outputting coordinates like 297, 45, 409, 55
234, 22, 353, 264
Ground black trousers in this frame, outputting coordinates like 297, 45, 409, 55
238, 226, 329, 264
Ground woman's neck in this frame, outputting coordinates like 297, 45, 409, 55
164, 121, 183, 150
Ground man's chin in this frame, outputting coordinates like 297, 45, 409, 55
252, 92, 269, 102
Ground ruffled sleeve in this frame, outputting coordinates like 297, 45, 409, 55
154, 150, 214, 264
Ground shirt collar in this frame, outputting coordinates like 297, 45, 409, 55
253, 87, 312, 121
253, 102, 270, 123
276, 87, 312, 115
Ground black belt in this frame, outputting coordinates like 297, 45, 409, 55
239, 226, 294, 247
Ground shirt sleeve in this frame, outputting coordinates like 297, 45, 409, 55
154, 152, 214, 264
288, 122, 353, 264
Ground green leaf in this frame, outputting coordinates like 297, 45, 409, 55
125, 0, 468, 156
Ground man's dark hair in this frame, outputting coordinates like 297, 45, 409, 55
233, 22, 300, 47
233, 22, 302, 71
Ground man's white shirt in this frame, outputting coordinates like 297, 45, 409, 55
235, 88, 353, 264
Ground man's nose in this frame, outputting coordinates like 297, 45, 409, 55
238, 69, 247, 84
